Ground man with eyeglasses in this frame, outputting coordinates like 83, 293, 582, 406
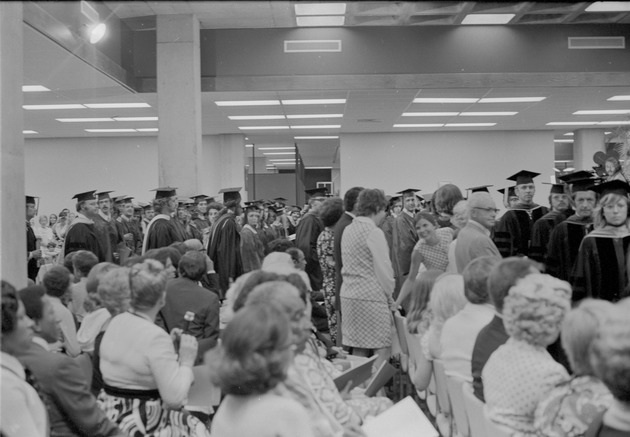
529, 183, 573, 263
493, 170, 549, 258
454, 192, 501, 273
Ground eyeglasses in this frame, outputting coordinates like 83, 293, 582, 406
473, 207, 500, 213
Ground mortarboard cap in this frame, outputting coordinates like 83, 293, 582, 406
95, 191, 114, 201
558, 171, 597, 194
591, 179, 630, 197
151, 187, 177, 200
507, 170, 540, 185
558, 170, 594, 184
191, 194, 209, 203
466, 185, 493, 194
25, 195, 38, 204
114, 195, 134, 204
305, 187, 328, 198
219, 187, 242, 204
273, 197, 288, 203
396, 188, 421, 196
542, 183, 566, 195
72, 190, 97, 202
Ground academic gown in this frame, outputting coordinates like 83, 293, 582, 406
115, 217, 143, 257
295, 213, 324, 291
240, 224, 265, 273
545, 215, 593, 281
379, 214, 400, 289
570, 228, 630, 303
92, 214, 120, 263
392, 211, 418, 297
529, 210, 570, 263
64, 222, 106, 262
493, 203, 548, 258
143, 216, 184, 252
207, 213, 243, 295
26, 222, 39, 281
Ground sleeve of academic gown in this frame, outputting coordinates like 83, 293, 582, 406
145, 219, 179, 251
493, 212, 516, 258
570, 237, 597, 303
545, 225, 568, 280
529, 219, 553, 263
366, 227, 395, 299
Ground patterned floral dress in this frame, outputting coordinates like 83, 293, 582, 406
317, 227, 337, 342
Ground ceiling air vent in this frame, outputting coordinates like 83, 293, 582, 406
568, 36, 625, 49
284, 40, 342, 53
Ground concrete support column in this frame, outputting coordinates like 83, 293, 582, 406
573, 129, 605, 171
156, 14, 201, 195
0, 3, 26, 287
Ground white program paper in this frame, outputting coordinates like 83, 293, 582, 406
362, 396, 439, 437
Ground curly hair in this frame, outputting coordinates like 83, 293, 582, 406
356, 188, 388, 217
97, 267, 132, 316
433, 184, 464, 216
406, 270, 443, 334
43, 265, 71, 298
319, 197, 344, 227
503, 273, 571, 347
593, 193, 630, 229
208, 303, 292, 395
1, 280, 19, 334
86, 262, 119, 295
561, 299, 614, 376
589, 306, 630, 402
487, 257, 540, 312
152, 197, 173, 213
128, 259, 168, 311
414, 211, 438, 227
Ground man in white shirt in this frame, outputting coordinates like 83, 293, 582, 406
42, 265, 80, 357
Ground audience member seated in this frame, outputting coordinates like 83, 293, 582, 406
97, 259, 210, 436
156, 250, 220, 363
16, 285, 122, 437
534, 299, 614, 437
471, 256, 540, 401
43, 265, 81, 357
440, 256, 499, 382
1, 280, 48, 437
483, 273, 572, 435
142, 246, 181, 279
208, 303, 314, 437
68, 250, 99, 324
585, 303, 630, 436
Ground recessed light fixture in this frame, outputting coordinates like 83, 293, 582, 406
599, 121, 630, 125
23, 130, 38, 134
22, 85, 50, 92
85, 128, 137, 133
258, 147, 296, 150
263, 152, 296, 155
393, 124, 444, 128
290, 125, 341, 129
295, 3, 347, 15
605, 131, 612, 134
296, 16, 345, 26
460, 112, 518, 116
402, 112, 459, 117
608, 96, 630, 101
84, 103, 150, 109
245, 144, 254, 148
573, 110, 630, 115
89, 22, 107, 44
23, 104, 85, 110
113, 116, 158, 121
546, 122, 599, 126
554, 139, 574, 143
478, 97, 546, 103
282, 99, 346, 105
413, 98, 478, 103
238, 126, 290, 130
56, 118, 114, 122
286, 114, 343, 119
228, 115, 285, 120
585, 2, 630, 12
462, 14, 515, 25
444, 123, 497, 127
136, 128, 158, 132
215, 100, 280, 106
294, 136, 339, 139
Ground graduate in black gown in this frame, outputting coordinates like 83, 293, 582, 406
571, 180, 630, 303
240, 202, 265, 272
295, 188, 326, 291
92, 191, 122, 264
207, 187, 243, 297
26, 195, 42, 281
546, 172, 598, 281
392, 188, 421, 296
529, 183, 572, 263
62, 190, 106, 262
494, 170, 548, 257
142, 187, 184, 253
114, 196, 143, 261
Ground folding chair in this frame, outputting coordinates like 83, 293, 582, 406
446, 375, 470, 437
461, 382, 487, 437
433, 359, 453, 437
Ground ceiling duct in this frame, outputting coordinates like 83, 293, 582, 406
568, 36, 625, 49
284, 40, 342, 53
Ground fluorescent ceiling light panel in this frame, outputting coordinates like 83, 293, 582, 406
56, 118, 114, 122
228, 115, 285, 120
85, 128, 137, 133
546, 121, 599, 125
478, 97, 546, 103
296, 16, 345, 26
238, 126, 290, 130
263, 152, 296, 155
554, 139, 574, 143
295, 3, 346, 15
290, 125, 341, 129
245, 144, 254, 148
23, 104, 85, 110
444, 123, 497, 127
23, 130, 38, 134
305, 166, 333, 169
286, 114, 343, 119
599, 120, 630, 125
586, 2, 630, 12
215, 100, 280, 106
574, 110, 630, 115
294, 136, 339, 139
22, 85, 50, 92
136, 128, 159, 132
413, 98, 478, 103
258, 147, 296, 150
270, 159, 297, 162
113, 116, 158, 121
564, 133, 575, 136
281, 99, 346, 105
460, 112, 518, 116
462, 14, 515, 25
84, 103, 150, 108
402, 112, 459, 116
608, 96, 630, 101
393, 124, 444, 128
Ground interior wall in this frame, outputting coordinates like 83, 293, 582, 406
340, 130, 555, 208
